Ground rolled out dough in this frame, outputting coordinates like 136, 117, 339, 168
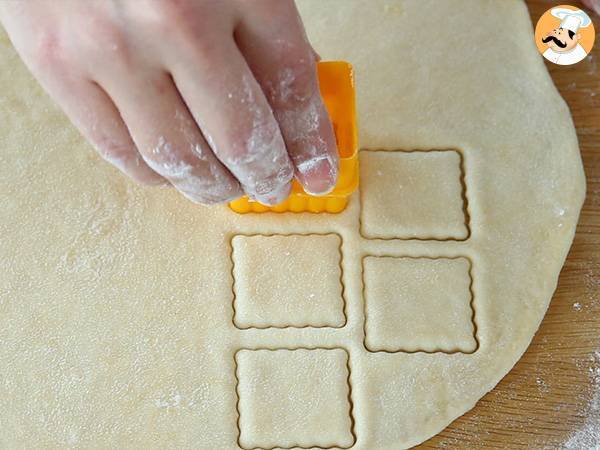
0, 0, 585, 448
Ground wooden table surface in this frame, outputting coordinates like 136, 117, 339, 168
419, 1, 600, 448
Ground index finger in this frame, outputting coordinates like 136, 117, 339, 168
234, 1, 339, 196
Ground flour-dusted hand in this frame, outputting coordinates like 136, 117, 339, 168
0, 0, 338, 205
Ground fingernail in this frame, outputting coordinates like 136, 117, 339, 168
298, 156, 338, 196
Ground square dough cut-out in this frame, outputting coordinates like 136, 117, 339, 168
363, 256, 476, 353
236, 348, 354, 449
360, 150, 468, 240
232, 234, 345, 329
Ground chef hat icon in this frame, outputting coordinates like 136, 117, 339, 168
551, 7, 593, 33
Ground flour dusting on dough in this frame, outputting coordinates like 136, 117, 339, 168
58, 182, 140, 281
154, 390, 182, 409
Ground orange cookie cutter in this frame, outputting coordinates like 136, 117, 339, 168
228, 61, 358, 214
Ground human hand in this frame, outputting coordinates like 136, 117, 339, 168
0, 0, 339, 205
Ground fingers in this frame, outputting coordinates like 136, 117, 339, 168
84, 86, 167, 186
0, 3, 164, 186
165, 37, 295, 206
234, 0, 339, 195
35, 73, 166, 186
97, 71, 243, 204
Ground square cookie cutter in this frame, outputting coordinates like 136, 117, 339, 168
228, 61, 359, 214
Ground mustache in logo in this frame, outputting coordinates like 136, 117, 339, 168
542, 35, 567, 48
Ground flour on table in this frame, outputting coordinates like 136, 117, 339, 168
0, 1, 586, 448
563, 351, 600, 449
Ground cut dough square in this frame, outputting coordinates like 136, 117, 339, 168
363, 256, 476, 353
360, 150, 469, 240
232, 234, 345, 329
235, 348, 354, 449
0, 0, 587, 447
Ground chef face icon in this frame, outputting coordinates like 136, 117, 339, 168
535, 6, 595, 66
542, 27, 580, 53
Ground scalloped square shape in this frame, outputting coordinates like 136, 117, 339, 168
360, 150, 469, 240
236, 348, 355, 449
363, 256, 477, 353
232, 234, 345, 329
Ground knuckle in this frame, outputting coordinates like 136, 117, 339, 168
93, 140, 164, 186
144, 3, 184, 32
69, 17, 130, 68
230, 147, 294, 195
277, 97, 329, 145
245, 163, 294, 196
32, 30, 65, 70
266, 59, 317, 107
84, 19, 120, 47
143, 138, 239, 202
178, 28, 222, 62
96, 137, 133, 160
213, 108, 294, 197
145, 1, 216, 57
222, 121, 283, 168
93, 136, 136, 169
142, 137, 189, 178
150, 0, 195, 20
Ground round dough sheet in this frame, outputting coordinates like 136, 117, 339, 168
0, 0, 585, 448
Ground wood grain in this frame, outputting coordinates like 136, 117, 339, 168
418, 1, 600, 448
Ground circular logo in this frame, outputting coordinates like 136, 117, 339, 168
535, 5, 595, 66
